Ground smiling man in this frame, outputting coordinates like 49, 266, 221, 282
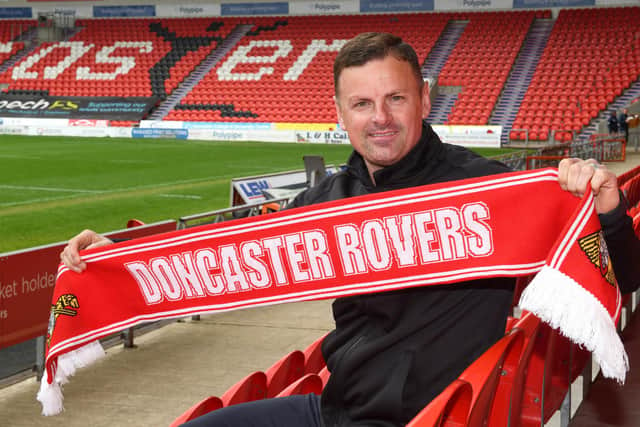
333, 42, 430, 181
61, 33, 639, 427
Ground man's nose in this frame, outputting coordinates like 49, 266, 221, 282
372, 103, 391, 125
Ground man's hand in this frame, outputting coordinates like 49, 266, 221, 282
60, 229, 114, 273
558, 158, 620, 214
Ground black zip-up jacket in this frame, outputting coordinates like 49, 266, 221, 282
289, 123, 640, 426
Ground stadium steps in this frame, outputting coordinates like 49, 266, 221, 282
421, 20, 467, 81
0, 27, 39, 75
490, 18, 554, 146
147, 23, 254, 121
426, 92, 458, 124
577, 78, 640, 142
422, 20, 467, 124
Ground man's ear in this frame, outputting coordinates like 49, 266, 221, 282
334, 96, 346, 130
421, 83, 431, 119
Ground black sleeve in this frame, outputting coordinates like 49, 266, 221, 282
599, 194, 640, 294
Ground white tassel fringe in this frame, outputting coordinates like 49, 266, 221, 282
519, 265, 629, 383
37, 340, 105, 416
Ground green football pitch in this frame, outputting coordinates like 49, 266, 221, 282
0, 135, 510, 253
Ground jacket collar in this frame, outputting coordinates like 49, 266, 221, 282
347, 122, 443, 191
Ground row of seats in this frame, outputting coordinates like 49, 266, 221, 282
169, 332, 330, 426
169, 306, 598, 427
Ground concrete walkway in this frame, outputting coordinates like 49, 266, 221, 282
1, 152, 639, 427
0, 300, 335, 426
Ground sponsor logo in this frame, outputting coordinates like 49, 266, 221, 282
314, 3, 341, 11
179, 7, 204, 14
578, 231, 616, 286
47, 294, 79, 347
0, 99, 78, 111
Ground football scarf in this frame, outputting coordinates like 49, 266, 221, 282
37, 168, 628, 415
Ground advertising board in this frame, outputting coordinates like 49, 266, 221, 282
432, 125, 502, 148
0, 95, 157, 120
0, 220, 177, 350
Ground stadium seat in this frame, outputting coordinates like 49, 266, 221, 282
275, 373, 324, 397
318, 366, 331, 388
126, 219, 146, 228
168, 396, 223, 427
518, 324, 570, 427
407, 379, 472, 427
489, 312, 542, 427
264, 350, 305, 398
302, 331, 329, 374
220, 371, 268, 407
458, 329, 524, 427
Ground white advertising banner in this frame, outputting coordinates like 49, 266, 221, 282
294, 129, 350, 144
0, 117, 70, 128
188, 128, 297, 143
289, 0, 359, 15
0, 125, 131, 138
32, 4, 93, 20
0, 117, 109, 128
434, 0, 512, 10
156, 4, 221, 17
432, 125, 502, 148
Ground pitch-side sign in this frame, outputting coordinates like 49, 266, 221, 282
0, 95, 157, 120
0, 220, 177, 350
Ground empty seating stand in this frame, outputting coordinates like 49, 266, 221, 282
0, 17, 235, 100
0, 19, 37, 69
168, 13, 448, 123
511, 6, 640, 143
440, 10, 539, 126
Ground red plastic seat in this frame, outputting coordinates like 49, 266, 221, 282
303, 332, 329, 374
168, 396, 223, 427
265, 350, 305, 398
318, 366, 330, 388
220, 371, 268, 407
489, 312, 542, 427
519, 323, 571, 427
275, 373, 324, 397
407, 380, 472, 427
458, 329, 524, 427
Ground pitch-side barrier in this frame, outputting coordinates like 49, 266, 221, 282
0, 220, 177, 383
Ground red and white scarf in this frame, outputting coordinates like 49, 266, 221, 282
38, 168, 628, 415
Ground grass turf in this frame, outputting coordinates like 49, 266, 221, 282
0, 134, 510, 253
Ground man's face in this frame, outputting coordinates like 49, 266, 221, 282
334, 55, 430, 177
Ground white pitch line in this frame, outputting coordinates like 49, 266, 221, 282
0, 174, 228, 207
0, 184, 103, 194
158, 194, 203, 199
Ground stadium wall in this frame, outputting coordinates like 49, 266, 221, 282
0, 0, 636, 20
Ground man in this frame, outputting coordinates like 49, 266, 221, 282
61, 33, 639, 426
619, 108, 629, 141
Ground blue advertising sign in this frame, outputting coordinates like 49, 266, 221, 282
360, 0, 434, 12
513, 0, 594, 7
221, 2, 288, 16
132, 128, 189, 139
93, 5, 156, 17
0, 8, 31, 19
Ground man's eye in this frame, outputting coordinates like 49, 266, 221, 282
353, 101, 369, 108
391, 95, 404, 102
